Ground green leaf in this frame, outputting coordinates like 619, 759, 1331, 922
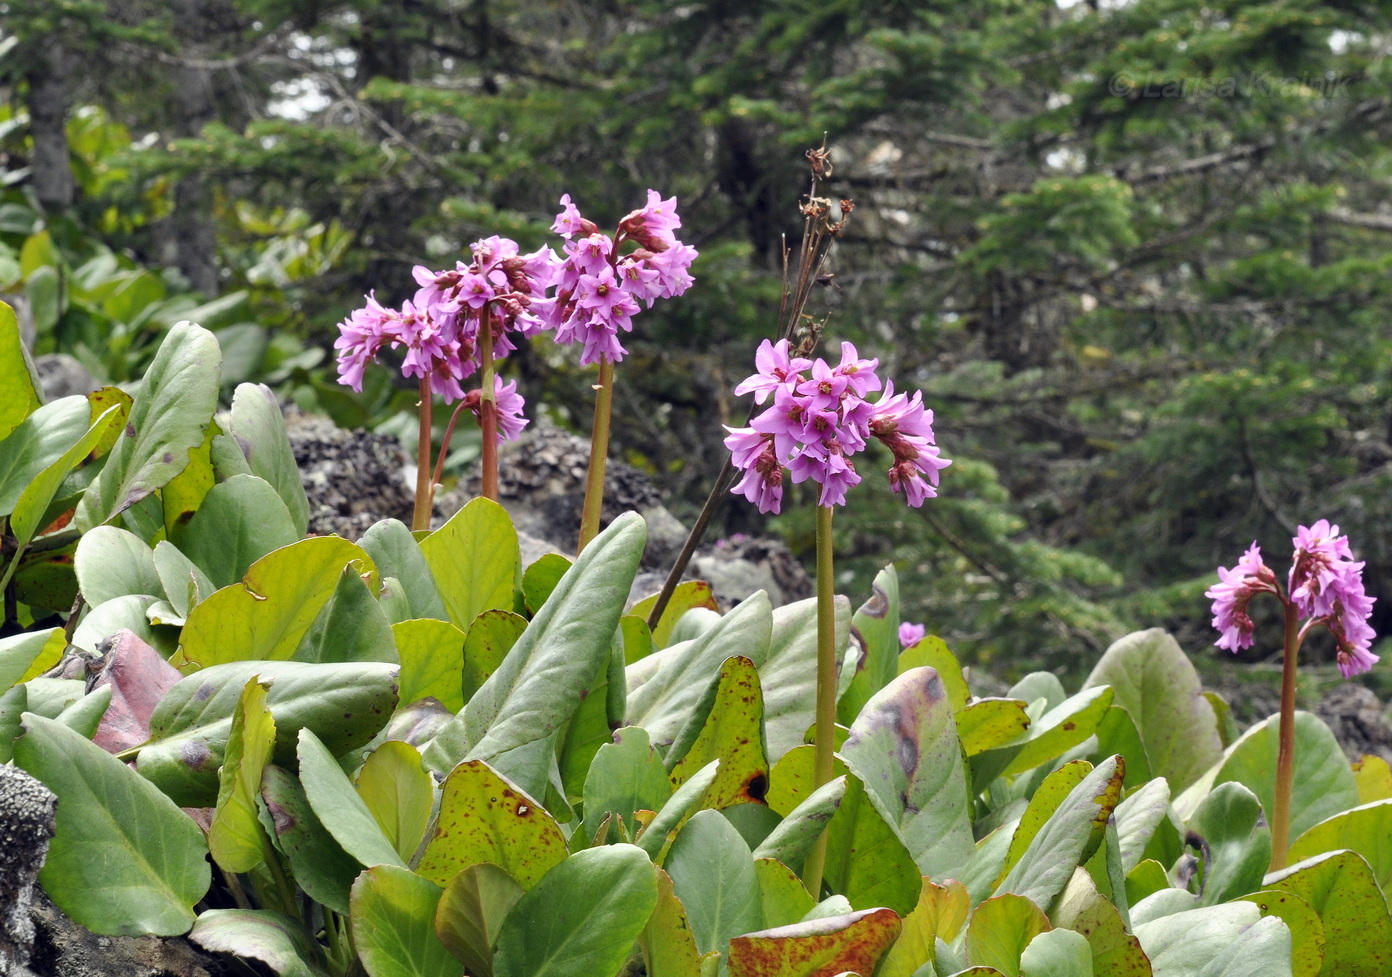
160, 420, 216, 538
209, 677, 276, 873
492, 844, 659, 977
9, 404, 120, 546
956, 698, 1032, 757
1180, 711, 1359, 847
416, 759, 569, 889
74, 525, 163, 605
726, 908, 902, 977
880, 879, 971, 977
14, 713, 210, 936
1093, 706, 1153, 792
1287, 799, 1392, 891
998, 761, 1093, 887
630, 580, 720, 649
665, 809, 764, 967
138, 659, 399, 806
1265, 849, 1392, 976
837, 564, 901, 724
1187, 782, 1270, 906
152, 539, 216, 619
462, 608, 527, 704
626, 592, 773, 750
583, 725, 673, 845
298, 727, 406, 869
823, 770, 922, 915
258, 764, 360, 915
423, 513, 645, 776
357, 739, 434, 863
842, 666, 975, 881
0, 396, 93, 515
174, 474, 300, 589
1112, 777, 1171, 875
1001, 686, 1114, 778
1051, 868, 1151, 977
360, 519, 450, 624
0, 627, 65, 692
435, 862, 524, 977
189, 909, 328, 977
0, 300, 40, 437
762, 595, 849, 761
996, 756, 1125, 910
174, 536, 377, 669
1084, 629, 1224, 793
77, 321, 222, 530
1132, 903, 1292, 977
295, 563, 398, 664
420, 498, 520, 632
754, 857, 816, 930
1019, 928, 1095, 977
666, 655, 770, 808
394, 617, 466, 712
637, 759, 723, 862
52, 683, 111, 738
351, 864, 462, 977
751, 774, 847, 871
966, 893, 1052, 977
1234, 890, 1325, 977
71, 593, 175, 659
642, 865, 720, 977
224, 383, 311, 536
900, 634, 970, 711
522, 553, 572, 616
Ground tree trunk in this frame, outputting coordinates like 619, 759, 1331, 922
24, 35, 75, 211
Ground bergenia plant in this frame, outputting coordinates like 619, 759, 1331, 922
335, 235, 554, 528
541, 190, 697, 551
1206, 518, 1377, 868
724, 335, 949, 896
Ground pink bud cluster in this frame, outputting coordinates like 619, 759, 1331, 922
723, 338, 950, 513
333, 190, 697, 440
1206, 519, 1378, 678
540, 190, 697, 365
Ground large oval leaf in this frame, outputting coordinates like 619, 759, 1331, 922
491, 844, 659, 977
136, 659, 399, 806
14, 713, 211, 936
419, 498, 519, 632
351, 865, 462, 977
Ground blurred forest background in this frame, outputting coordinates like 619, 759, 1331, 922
2, 0, 1391, 684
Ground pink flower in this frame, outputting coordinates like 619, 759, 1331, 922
1205, 542, 1274, 653
734, 339, 813, 405
899, 622, 926, 648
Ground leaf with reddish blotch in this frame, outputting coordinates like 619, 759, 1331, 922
667, 655, 770, 808
726, 907, 902, 977
90, 629, 184, 753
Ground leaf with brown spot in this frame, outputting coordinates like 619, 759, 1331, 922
837, 565, 901, 725
1052, 868, 1152, 976
841, 667, 975, 881
416, 759, 568, 889
727, 907, 902, 977
667, 655, 770, 809
956, 698, 1031, 757
1266, 849, 1392, 976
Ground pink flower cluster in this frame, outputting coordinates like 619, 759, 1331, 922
540, 190, 697, 365
334, 190, 697, 438
1206, 519, 1378, 678
723, 339, 950, 513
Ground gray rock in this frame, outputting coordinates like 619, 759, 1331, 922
1315, 682, 1392, 764
0, 766, 55, 975
33, 354, 98, 399
286, 408, 415, 540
